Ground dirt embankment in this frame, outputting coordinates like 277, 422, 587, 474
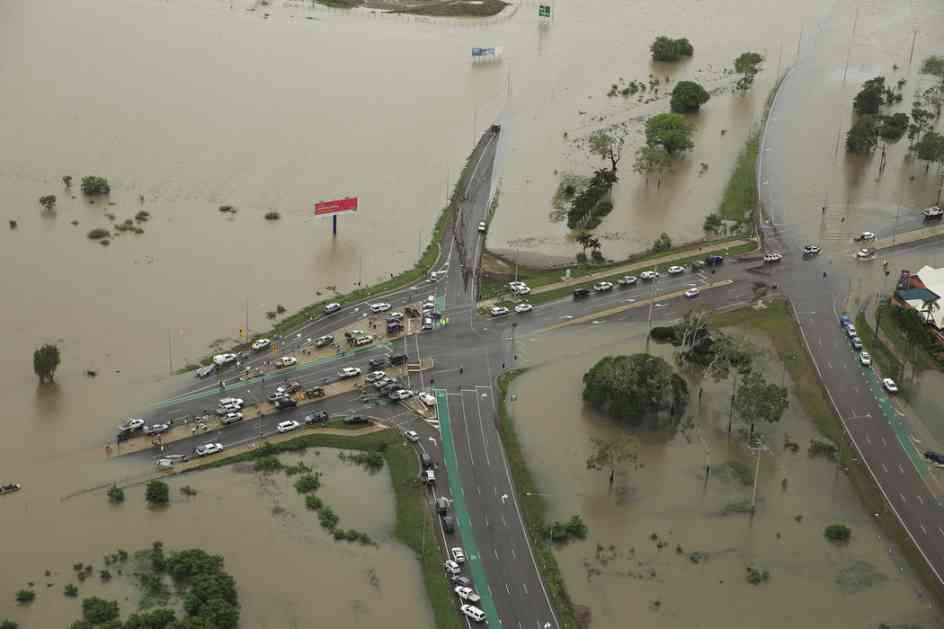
318, 0, 508, 17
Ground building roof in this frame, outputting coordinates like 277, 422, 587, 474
906, 266, 944, 329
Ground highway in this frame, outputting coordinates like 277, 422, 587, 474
759, 65, 944, 597
123, 125, 774, 628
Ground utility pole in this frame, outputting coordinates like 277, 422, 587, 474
514, 248, 519, 283
750, 449, 762, 513
245, 297, 250, 342
167, 330, 173, 376
907, 30, 918, 71
644, 277, 657, 353
892, 198, 902, 246
775, 42, 783, 80
842, 5, 859, 83
796, 24, 804, 60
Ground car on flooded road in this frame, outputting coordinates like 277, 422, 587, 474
276, 420, 300, 433
194, 442, 223, 457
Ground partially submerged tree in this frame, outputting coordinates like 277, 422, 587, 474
582, 353, 689, 430
732, 370, 789, 438
80, 176, 111, 196
33, 343, 61, 384
853, 77, 887, 115
909, 105, 933, 147
38, 194, 56, 211
670, 81, 710, 113
586, 435, 638, 486
846, 115, 879, 154
876, 112, 909, 171
650, 36, 694, 62
645, 113, 694, 155
588, 127, 626, 173
632, 145, 673, 186
921, 55, 944, 82
915, 130, 944, 173
733, 52, 764, 92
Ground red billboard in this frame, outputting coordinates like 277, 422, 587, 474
315, 197, 358, 216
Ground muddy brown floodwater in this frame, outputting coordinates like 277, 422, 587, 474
0, 449, 433, 627
509, 323, 941, 629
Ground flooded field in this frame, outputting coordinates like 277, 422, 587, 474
508, 323, 940, 629
0, 449, 432, 627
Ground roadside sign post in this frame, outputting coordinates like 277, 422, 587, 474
538, 4, 551, 17
315, 197, 359, 237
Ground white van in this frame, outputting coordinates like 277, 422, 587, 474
460, 604, 486, 623
353, 335, 374, 347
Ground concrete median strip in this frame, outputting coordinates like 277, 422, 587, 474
535, 279, 734, 335
435, 389, 499, 625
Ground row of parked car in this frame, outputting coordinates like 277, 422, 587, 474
839, 316, 898, 393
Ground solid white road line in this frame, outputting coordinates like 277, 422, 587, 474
921, 523, 929, 535
900, 492, 907, 503
917, 494, 924, 505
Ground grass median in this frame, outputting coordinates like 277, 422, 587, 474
187, 429, 460, 629
497, 369, 579, 629
854, 311, 902, 380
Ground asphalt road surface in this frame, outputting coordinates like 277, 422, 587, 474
128, 128, 769, 628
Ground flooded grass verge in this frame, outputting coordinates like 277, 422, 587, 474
716, 134, 759, 224
497, 369, 580, 629
711, 300, 944, 607
315, 0, 507, 16
186, 429, 460, 629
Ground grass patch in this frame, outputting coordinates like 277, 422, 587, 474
711, 300, 944, 607
854, 311, 902, 379
392, 0, 507, 17
717, 134, 758, 224
875, 304, 938, 372
185, 430, 459, 629
497, 369, 579, 629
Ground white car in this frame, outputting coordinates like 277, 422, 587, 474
418, 392, 436, 407
422, 301, 436, 313
593, 281, 614, 292
619, 275, 637, 286
218, 397, 244, 408
275, 356, 297, 368
512, 285, 531, 296
763, 252, 783, 263
882, 377, 898, 393
387, 311, 404, 321
144, 423, 170, 436
324, 302, 341, 314
667, 265, 685, 275
684, 287, 701, 298
251, 338, 271, 351
276, 420, 300, 433
443, 560, 462, 576
455, 586, 481, 604
509, 281, 527, 291
194, 442, 223, 457
460, 604, 486, 623
315, 335, 334, 347
478, 221, 487, 232
365, 370, 386, 383
640, 270, 659, 281
923, 206, 943, 219
405, 430, 419, 443
338, 366, 362, 379
803, 244, 821, 256
370, 302, 391, 313
859, 351, 872, 366
514, 303, 533, 313
213, 352, 238, 366
221, 412, 243, 425
856, 248, 875, 259
489, 306, 510, 317
390, 389, 414, 400
845, 324, 857, 338
858, 231, 876, 241
451, 547, 466, 563
119, 417, 145, 432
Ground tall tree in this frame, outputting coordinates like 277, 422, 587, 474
645, 113, 694, 155
909, 106, 933, 147
633, 145, 673, 186
733, 52, 764, 92
732, 370, 789, 439
588, 127, 626, 173
915, 131, 944, 173
846, 115, 879, 154
670, 81, 711, 113
650, 36, 694, 62
586, 435, 638, 486
33, 343, 61, 384
853, 77, 886, 115
876, 112, 909, 171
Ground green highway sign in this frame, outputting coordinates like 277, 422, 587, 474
538, 4, 550, 17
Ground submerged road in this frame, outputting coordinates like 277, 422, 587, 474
759, 66, 944, 597
129, 126, 764, 627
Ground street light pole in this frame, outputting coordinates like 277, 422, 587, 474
644, 277, 657, 353
750, 449, 762, 514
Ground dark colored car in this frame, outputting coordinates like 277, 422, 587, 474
285, 382, 302, 394
344, 414, 370, 425
304, 387, 325, 399
389, 353, 409, 366
925, 450, 944, 465
421, 453, 434, 469
274, 397, 297, 410
368, 357, 386, 370
573, 287, 590, 299
441, 515, 455, 534
387, 322, 402, 333
706, 255, 724, 266
305, 411, 329, 424
691, 260, 706, 270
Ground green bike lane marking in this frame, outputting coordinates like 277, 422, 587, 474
435, 389, 499, 624
860, 368, 928, 477
155, 343, 394, 409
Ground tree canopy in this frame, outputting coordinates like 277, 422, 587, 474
632, 145, 673, 185
582, 354, 689, 430
853, 77, 887, 115
80, 176, 111, 196
877, 112, 909, 142
921, 55, 944, 80
670, 81, 710, 113
732, 370, 789, 432
145, 480, 170, 506
588, 127, 625, 173
33, 343, 61, 384
734, 52, 764, 91
645, 113, 694, 155
846, 115, 879, 154
650, 36, 694, 62
915, 130, 944, 169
